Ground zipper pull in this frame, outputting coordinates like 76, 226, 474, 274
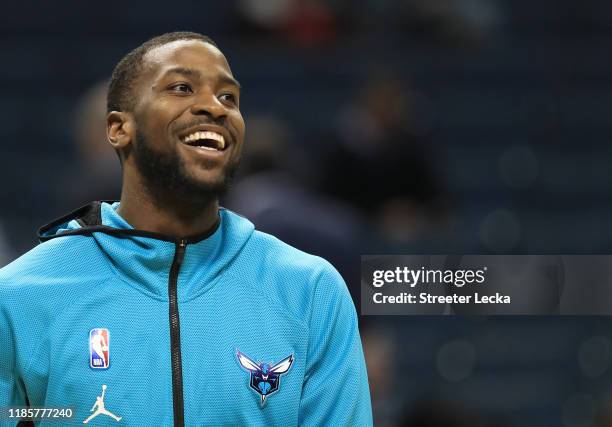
175, 239, 187, 268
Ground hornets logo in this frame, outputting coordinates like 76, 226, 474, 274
236, 350, 294, 406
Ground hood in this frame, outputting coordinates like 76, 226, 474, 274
38, 201, 255, 300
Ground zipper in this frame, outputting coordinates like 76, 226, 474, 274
169, 238, 187, 427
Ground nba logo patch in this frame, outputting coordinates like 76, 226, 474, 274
89, 328, 110, 369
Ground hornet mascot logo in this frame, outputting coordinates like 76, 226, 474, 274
236, 350, 294, 406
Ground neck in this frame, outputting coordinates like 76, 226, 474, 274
117, 169, 220, 238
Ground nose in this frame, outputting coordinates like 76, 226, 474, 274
189, 90, 227, 119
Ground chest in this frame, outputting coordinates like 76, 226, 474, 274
25, 284, 308, 426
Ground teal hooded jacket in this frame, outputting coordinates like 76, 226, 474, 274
0, 202, 372, 426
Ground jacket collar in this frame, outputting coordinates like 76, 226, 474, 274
38, 201, 255, 300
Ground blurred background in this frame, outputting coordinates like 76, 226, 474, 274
2, 0, 612, 425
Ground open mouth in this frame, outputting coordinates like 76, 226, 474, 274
182, 130, 226, 151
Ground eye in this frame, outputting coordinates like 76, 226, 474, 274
219, 93, 237, 105
169, 83, 193, 94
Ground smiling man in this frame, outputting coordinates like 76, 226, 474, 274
0, 32, 372, 426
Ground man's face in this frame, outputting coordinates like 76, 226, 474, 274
128, 40, 245, 198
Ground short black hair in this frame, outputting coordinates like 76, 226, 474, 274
107, 31, 217, 113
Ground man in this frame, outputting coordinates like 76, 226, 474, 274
0, 32, 372, 426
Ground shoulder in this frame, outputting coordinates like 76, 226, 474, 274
0, 235, 112, 292
232, 227, 352, 323
247, 228, 341, 284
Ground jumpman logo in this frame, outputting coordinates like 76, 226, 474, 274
82, 384, 122, 424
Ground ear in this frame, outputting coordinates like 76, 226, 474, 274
107, 111, 134, 152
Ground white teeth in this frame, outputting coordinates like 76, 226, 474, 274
183, 130, 225, 150
197, 146, 217, 151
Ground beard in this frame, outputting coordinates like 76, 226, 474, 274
131, 127, 240, 204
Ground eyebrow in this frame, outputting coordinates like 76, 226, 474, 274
162, 67, 241, 90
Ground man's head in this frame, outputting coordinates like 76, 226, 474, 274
106, 32, 245, 203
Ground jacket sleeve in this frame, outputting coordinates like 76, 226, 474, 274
0, 287, 27, 426
299, 263, 373, 426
